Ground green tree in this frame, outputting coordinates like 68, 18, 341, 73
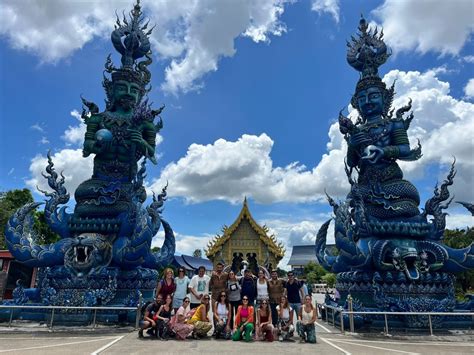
322, 273, 337, 288
0, 189, 34, 249
0, 189, 60, 249
304, 261, 327, 281
443, 228, 474, 296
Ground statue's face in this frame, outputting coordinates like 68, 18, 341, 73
112, 80, 141, 111
357, 86, 384, 120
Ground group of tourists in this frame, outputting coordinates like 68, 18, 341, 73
139, 264, 317, 344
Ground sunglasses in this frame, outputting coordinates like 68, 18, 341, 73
242, 298, 249, 301
204, 297, 210, 300
179, 269, 185, 272
220, 294, 227, 297
183, 300, 190, 303
262, 302, 268, 305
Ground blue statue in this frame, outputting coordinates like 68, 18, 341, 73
316, 17, 473, 329
2, 1, 175, 312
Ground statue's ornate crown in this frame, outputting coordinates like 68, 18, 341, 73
102, 0, 154, 105
347, 16, 395, 117
347, 15, 391, 80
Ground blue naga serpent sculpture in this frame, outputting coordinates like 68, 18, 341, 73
5, 155, 175, 276
315, 17, 473, 322
4, 1, 175, 282
316, 162, 474, 281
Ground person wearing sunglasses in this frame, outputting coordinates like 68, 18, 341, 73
187, 294, 212, 338
232, 296, 255, 342
226, 270, 242, 327
172, 297, 194, 340
213, 292, 232, 339
173, 268, 190, 312
256, 300, 274, 342
297, 295, 317, 343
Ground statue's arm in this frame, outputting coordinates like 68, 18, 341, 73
383, 120, 411, 160
130, 121, 157, 163
82, 114, 102, 157
346, 143, 359, 167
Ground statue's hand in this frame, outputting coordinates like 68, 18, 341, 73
349, 131, 370, 147
361, 145, 384, 164
128, 129, 157, 164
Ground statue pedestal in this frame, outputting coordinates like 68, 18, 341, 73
0, 266, 158, 326
332, 270, 474, 330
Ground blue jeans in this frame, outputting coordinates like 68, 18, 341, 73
289, 302, 301, 319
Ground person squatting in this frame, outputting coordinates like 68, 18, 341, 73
138, 266, 318, 344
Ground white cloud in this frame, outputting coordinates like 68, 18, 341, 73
151, 68, 474, 206
151, 230, 213, 257
380, 69, 474, 202
462, 55, 474, 63
372, 0, 474, 55
0, 0, 290, 95
264, 217, 334, 270
39, 137, 50, 145
464, 78, 474, 98
27, 149, 93, 195
30, 123, 45, 133
62, 110, 86, 146
149, 133, 349, 204
311, 0, 340, 23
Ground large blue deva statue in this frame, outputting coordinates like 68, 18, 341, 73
316, 17, 473, 329
3, 1, 175, 312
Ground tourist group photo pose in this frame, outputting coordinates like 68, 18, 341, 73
138, 265, 317, 344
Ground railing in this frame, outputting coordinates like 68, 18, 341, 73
317, 302, 474, 336
0, 295, 142, 330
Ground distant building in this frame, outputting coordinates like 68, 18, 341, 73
206, 198, 285, 271
172, 254, 213, 278
287, 245, 319, 276
0, 250, 36, 300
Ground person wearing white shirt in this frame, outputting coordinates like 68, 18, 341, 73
189, 266, 211, 309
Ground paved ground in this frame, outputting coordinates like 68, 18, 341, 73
1, 321, 473, 355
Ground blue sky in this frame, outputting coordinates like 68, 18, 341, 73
1, 0, 473, 268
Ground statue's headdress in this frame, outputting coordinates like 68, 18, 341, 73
347, 16, 394, 117
103, 0, 154, 108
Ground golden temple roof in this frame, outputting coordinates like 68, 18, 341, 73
205, 197, 285, 260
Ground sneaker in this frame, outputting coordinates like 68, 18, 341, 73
146, 328, 154, 335
193, 333, 200, 340
138, 329, 144, 338
278, 336, 283, 342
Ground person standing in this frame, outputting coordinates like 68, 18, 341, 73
256, 269, 269, 305
189, 266, 211, 309
173, 268, 190, 312
285, 271, 304, 320
209, 262, 228, 303
268, 270, 286, 326
240, 269, 257, 307
156, 267, 176, 300
226, 270, 241, 326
